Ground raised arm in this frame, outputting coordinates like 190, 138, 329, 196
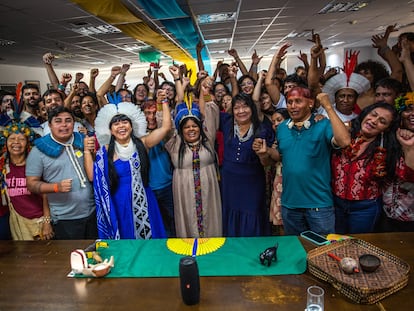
169, 65, 184, 103
42, 53, 59, 90
196, 41, 206, 72
83, 135, 96, 182
372, 24, 403, 82
64, 83, 78, 109
89, 68, 99, 93
115, 64, 130, 92
249, 49, 263, 81
399, 38, 414, 91
228, 64, 239, 97
253, 70, 265, 121
198, 76, 214, 117
307, 34, 326, 96
96, 66, 121, 107
228, 49, 248, 75
265, 43, 290, 105
142, 89, 172, 149
317, 93, 351, 147
297, 50, 310, 75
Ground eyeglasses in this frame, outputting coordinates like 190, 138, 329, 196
121, 94, 132, 99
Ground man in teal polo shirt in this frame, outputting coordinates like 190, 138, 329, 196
253, 86, 350, 235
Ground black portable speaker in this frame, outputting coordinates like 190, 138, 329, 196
179, 256, 200, 305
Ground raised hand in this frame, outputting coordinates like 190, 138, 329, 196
228, 64, 238, 78
384, 24, 398, 41
251, 49, 263, 65
399, 38, 411, 62
258, 70, 266, 80
298, 50, 308, 63
121, 63, 130, 74
84, 135, 96, 152
228, 48, 239, 59
75, 72, 84, 82
316, 92, 333, 110
60, 73, 72, 85
90, 68, 99, 78
111, 66, 122, 77
201, 76, 214, 93
42, 52, 55, 65
169, 65, 180, 78
276, 43, 292, 60
197, 70, 208, 80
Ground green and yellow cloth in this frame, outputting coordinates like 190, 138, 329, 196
92, 236, 307, 278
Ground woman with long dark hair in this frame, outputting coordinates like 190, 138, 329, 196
220, 93, 275, 236
379, 95, 414, 231
165, 78, 222, 238
332, 102, 401, 234
84, 94, 171, 239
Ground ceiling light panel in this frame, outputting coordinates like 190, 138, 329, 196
197, 12, 236, 24
71, 24, 121, 35
318, 1, 370, 14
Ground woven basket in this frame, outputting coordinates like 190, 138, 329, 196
307, 238, 410, 304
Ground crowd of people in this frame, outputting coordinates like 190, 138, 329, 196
1, 27, 413, 241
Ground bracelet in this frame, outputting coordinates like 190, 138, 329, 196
53, 183, 59, 193
43, 216, 51, 224
174, 77, 180, 81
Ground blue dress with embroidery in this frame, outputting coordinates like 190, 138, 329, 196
94, 147, 166, 239
220, 113, 275, 237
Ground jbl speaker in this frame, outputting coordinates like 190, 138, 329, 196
179, 256, 200, 305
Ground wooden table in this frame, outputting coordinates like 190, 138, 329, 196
0, 233, 413, 311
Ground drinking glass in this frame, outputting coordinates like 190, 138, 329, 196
306, 285, 324, 311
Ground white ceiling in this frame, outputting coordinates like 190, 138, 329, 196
0, 0, 413, 71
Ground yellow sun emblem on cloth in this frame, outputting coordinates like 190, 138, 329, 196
167, 238, 226, 256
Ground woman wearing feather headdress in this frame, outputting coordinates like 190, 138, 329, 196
165, 76, 222, 238
84, 90, 171, 239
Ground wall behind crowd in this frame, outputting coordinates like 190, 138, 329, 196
0, 44, 389, 95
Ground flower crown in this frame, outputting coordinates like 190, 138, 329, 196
395, 92, 414, 113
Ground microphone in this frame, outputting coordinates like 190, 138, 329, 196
179, 256, 200, 305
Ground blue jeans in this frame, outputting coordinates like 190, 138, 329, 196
334, 195, 382, 234
282, 206, 335, 236
153, 185, 176, 237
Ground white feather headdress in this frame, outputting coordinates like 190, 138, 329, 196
94, 102, 147, 146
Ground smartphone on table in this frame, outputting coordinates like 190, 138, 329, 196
300, 230, 330, 246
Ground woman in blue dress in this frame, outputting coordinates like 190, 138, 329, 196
220, 93, 274, 236
84, 94, 171, 239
